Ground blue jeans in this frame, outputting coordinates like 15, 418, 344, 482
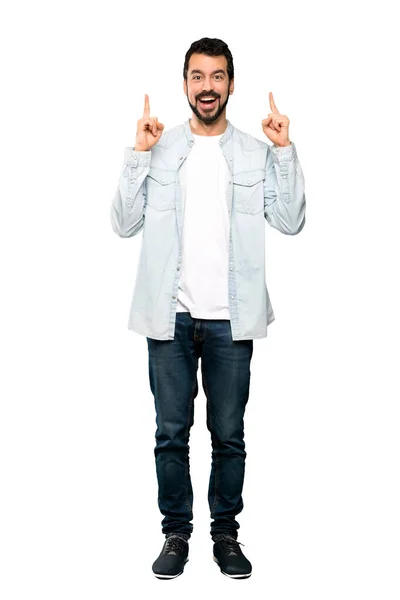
147, 312, 253, 540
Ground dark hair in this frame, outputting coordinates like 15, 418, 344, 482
183, 37, 234, 82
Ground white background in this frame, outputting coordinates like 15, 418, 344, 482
1, 0, 399, 598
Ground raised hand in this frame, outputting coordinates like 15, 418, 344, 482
135, 94, 165, 151
261, 92, 291, 147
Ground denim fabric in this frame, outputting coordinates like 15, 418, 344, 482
147, 312, 253, 539
110, 119, 306, 341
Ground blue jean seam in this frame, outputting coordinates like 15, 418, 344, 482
184, 372, 197, 516
211, 454, 220, 516
203, 374, 219, 516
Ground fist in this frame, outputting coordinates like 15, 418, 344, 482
135, 94, 165, 151
261, 92, 291, 147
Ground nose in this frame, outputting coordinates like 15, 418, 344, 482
202, 76, 214, 91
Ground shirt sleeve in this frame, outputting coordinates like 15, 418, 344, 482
263, 142, 306, 235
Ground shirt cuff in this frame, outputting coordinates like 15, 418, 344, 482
270, 142, 297, 161
124, 147, 151, 167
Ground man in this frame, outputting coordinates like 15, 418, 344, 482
110, 37, 306, 579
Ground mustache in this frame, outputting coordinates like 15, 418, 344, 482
196, 93, 220, 100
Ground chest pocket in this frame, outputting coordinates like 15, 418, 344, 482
233, 169, 265, 215
146, 167, 176, 211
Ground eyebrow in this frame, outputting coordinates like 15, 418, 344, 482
190, 69, 226, 75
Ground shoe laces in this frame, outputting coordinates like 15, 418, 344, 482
163, 535, 187, 556
216, 534, 244, 556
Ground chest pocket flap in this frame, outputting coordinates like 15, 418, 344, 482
146, 167, 176, 211
233, 169, 265, 215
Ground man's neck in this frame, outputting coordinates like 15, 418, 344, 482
189, 115, 228, 137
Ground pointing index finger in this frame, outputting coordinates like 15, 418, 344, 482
143, 93, 150, 118
269, 91, 279, 114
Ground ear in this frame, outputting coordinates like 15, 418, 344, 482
229, 78, 234, 95
183, 79, 187, 95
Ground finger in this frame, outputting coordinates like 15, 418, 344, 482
262, 115, 276, 131
263, 115, 279, 132
145, 117, 156, 137
155, 118, 165, 134
143, 94, 150, 118
141, 118, 157, 138
140, 117, 152, 130
272, 118, 282, 130
269, 91, 279, 115
274, 116, 289, 130
151, 117, 157, 136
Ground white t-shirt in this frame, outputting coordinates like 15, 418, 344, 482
176, 133, 231, 319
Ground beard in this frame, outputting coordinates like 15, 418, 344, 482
187, 92, 230, 124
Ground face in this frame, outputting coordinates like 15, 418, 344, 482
183, 53, 234, 124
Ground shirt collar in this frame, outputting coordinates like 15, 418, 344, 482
183, 118, 233, 147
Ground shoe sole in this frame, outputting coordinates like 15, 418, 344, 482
213, 556, 252, 579
153, 558, 189, 579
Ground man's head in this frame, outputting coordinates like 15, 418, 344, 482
183, 37, 234, 125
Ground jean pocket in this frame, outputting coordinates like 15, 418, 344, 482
146, 167, 176, 211
233, 169, 265, 215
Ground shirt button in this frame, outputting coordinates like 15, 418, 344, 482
177, 267, 180, 271
230, 267, 233, 271
229, 157, 232, 161
283, 175, 287, 178
277, 151, 282, 156
247, 180, 252, 184
179, 156, 184, 160
230, 295, 234, 299
172, 295, 176, 299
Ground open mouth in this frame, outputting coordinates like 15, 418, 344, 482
198, 97, 218, 109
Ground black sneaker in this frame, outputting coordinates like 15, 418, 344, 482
152, 533, 189, 579
213, 534, 252, 579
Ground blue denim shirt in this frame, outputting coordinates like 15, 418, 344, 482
110, 118, 306, 340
